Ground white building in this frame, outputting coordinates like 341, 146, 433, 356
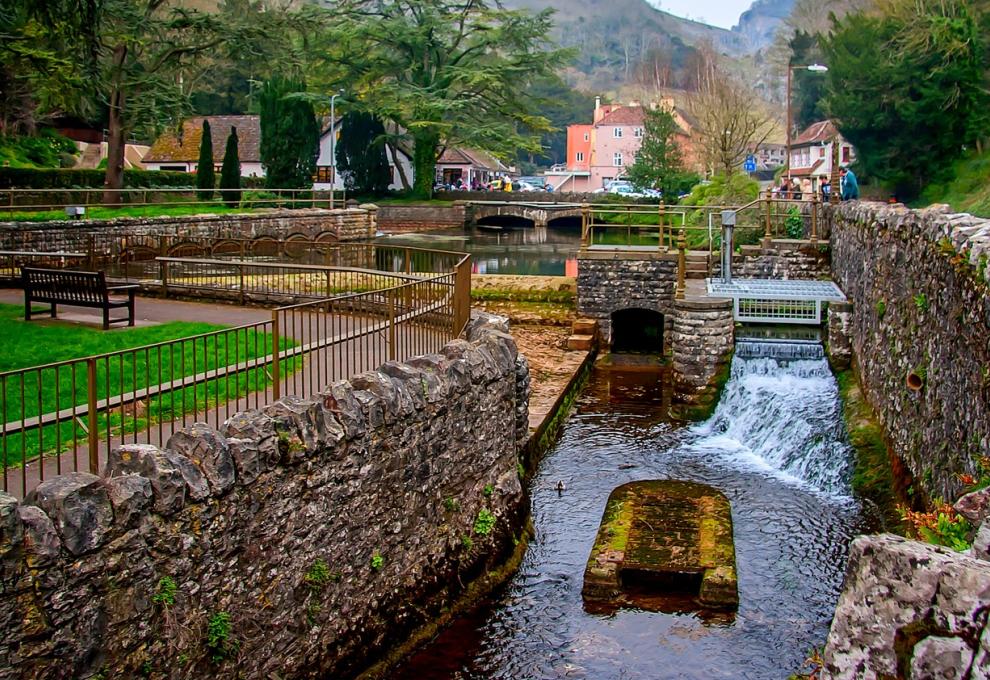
789, 120, 857, 191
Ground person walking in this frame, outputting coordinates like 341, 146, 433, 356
840, 167, 859, 201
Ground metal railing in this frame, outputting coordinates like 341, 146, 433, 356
0, 187, 350, 216
0, 251, 88, 284
1, 249, 471, 497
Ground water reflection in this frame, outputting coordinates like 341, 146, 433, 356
378, 224, 582, 276
394, 360, 873, 680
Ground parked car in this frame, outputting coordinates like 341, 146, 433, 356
517, 176, 547, 189
608, 182, 645, 198
516, 181, 540, 192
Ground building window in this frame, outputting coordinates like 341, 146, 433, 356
842, 147, 851, 163
613, 127, 623, 138
576, 152, 584, 162
314, 166, 334, 183
634, 127, 643, 138
613, 153, 623, 166
583, 133, 589, 142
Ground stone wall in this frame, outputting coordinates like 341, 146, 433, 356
727, 239, 831, 280
0, 314, 530, 679
375, 204, 467, 233
0, 207, 378, 249
576, 250, 678, 344
828, 202, 990, 500
670, 297, 735, 420
435, 190, 652, 205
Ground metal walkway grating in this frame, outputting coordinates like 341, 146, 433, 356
706, 278, 847, 325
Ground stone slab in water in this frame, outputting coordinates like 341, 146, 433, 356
582, 480, 738, 611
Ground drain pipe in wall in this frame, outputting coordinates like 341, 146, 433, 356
721, 210, 736, 284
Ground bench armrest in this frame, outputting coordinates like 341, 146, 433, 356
107, 284, 140, 292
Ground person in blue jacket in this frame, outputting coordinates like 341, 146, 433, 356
840, 167, 859, 200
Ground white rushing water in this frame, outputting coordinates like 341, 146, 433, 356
687, 343, 854, 497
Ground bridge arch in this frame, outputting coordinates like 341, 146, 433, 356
610, 308, 665, 354
546, 215, 582, 230
476, 214, 536, 230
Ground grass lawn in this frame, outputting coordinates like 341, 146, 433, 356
0, 203, 260, 223
0, 304, 295, 466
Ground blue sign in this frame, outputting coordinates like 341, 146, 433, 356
743, 157, 757, 172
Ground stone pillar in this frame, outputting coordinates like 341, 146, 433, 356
670, 297, 734, 420
359, 203, 379, 237
827, 301, 853, 371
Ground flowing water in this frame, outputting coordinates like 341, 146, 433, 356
395, 345, 875, 679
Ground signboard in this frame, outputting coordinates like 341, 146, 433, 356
743, 155, 757, 173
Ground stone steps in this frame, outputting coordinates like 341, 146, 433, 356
567, 318, 598, 351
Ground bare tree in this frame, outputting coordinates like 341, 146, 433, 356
687, 50, 778, 176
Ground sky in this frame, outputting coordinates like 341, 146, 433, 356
647, 0, 755, 29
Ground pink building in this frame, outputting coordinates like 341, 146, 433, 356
788, 120, 856, 192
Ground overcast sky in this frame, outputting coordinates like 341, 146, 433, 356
648, 0, 755, 29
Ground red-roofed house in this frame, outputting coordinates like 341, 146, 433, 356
788, 120, 856, 191
143, 115, 265, 177
545, 97, 702, 192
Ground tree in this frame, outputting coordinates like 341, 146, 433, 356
321, 0, 568, 197
259, 75, 319, 190
821, 0, 990, 197
219, 127, 241, 208
334, 111, 393, 196
789, 31, 828, 131
687, 51, 777, 177
196, 120, 215, 201
626, 107, 689, 198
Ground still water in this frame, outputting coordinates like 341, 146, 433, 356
395, 349, 874, 679
378, 224, 581, 276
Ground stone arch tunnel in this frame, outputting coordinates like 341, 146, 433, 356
610, 308, 665, 353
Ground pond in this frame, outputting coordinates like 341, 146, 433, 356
394, 347, 877, 679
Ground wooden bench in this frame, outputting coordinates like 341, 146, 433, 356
22, 267, 139, 330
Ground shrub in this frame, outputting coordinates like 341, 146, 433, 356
219, 128, 241, 208
196, 120, 215, 201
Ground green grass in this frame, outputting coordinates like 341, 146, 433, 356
0, 131, 78, 169
0, 203, 261, 222
0, 304, 296, 466
919, 150, 990, 217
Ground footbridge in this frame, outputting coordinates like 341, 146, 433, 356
464, 200, 584, 228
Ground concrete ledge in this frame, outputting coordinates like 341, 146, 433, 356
674, 297, 733, 311
578, 249, 678, 262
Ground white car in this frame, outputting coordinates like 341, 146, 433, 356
608, 183, 644, 198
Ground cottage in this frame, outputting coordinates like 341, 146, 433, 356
788, 120, 856, 192
142, 115, 264, 177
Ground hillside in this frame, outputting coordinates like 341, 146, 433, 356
919, 151, 990, 218
503, 0, 749, 90
733, 0, 795, 51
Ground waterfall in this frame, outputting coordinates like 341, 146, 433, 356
687, 348, 853, 497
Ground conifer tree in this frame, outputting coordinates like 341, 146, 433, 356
259, 75, 320, 190
335, 111, 392, 196
626, 108, 690, 199
196, 120, 215, 201
219, 127, 241, 208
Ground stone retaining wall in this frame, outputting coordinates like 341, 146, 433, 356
0, 207, 378, 247
828, 202, 990, 500
670, 297, 735, 419
375, 204, 467, 233
727, 239, 831, 280
0, 314, 530, 679
576, 250, 678, 343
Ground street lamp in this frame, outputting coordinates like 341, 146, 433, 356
329, 89, 344, 209
785, 63, 828, 181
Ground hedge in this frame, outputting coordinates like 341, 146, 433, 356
0, 167, 268, 190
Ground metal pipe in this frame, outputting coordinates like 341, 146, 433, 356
721, 210, 735, 284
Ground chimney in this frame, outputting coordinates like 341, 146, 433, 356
594, 96, 601, 122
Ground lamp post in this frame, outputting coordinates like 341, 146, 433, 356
329, 89, 344, 209
785, 63, 828, 181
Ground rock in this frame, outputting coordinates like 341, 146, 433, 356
821, 534, 990, 679
318, 381, 366, 439
167, 423, 236, 495
954, 487, 990, 525
222, 411, 281, 470
104, 475, 152, 530
970, 521, 990, 561
16, 505, 60, 566
909, 636, 973, 679
25, 473, 113, 556
0, 492, 22, 557
225, 437, 264, 486
161, 449, 210, 502
105, 444, 186, 515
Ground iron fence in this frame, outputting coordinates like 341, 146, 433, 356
1, 249, 471, 497
0, 251, 88, 284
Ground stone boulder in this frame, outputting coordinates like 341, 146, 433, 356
954, 487, 990, 525
167, 423, 236, 495
822, 534, 990, 679
25, 473, 113, 556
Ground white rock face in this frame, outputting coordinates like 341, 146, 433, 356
822, 534, 990, 679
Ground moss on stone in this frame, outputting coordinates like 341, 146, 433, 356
835, 368, 910, 532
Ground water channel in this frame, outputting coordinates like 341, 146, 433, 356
378, 224, 582, 276
395, 344, 877, 679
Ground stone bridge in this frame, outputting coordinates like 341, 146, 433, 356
465, 201, 583, 228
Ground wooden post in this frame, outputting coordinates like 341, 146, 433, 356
763, 192, 773, 246
676, 228, 687, 300
659, 202, 666, 251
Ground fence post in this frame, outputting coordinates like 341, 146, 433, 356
580, 203, 590, 248
676, 228, 687, 301
658, 203, 666, 251
763, 193, 773, 246
271, 311, 281, 401
86, 234, 95, 269
159, 259, 168, 295
453, 257, 471, 336
239, 263, 246, 305
87, 358, 99, 473
810, 195, 819, 244
387, 289, 397, 361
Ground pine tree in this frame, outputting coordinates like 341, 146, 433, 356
259, 75, 320, 190
626, 108, 690, 199
196, 120, 215, 201
219, 127, 241, 208
335, 111, 393, 196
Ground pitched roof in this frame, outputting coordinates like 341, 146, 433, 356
143, 115, 261, 163
793, 120, 840, 147
437, 147, 507, 171
595, 106, 646, 127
